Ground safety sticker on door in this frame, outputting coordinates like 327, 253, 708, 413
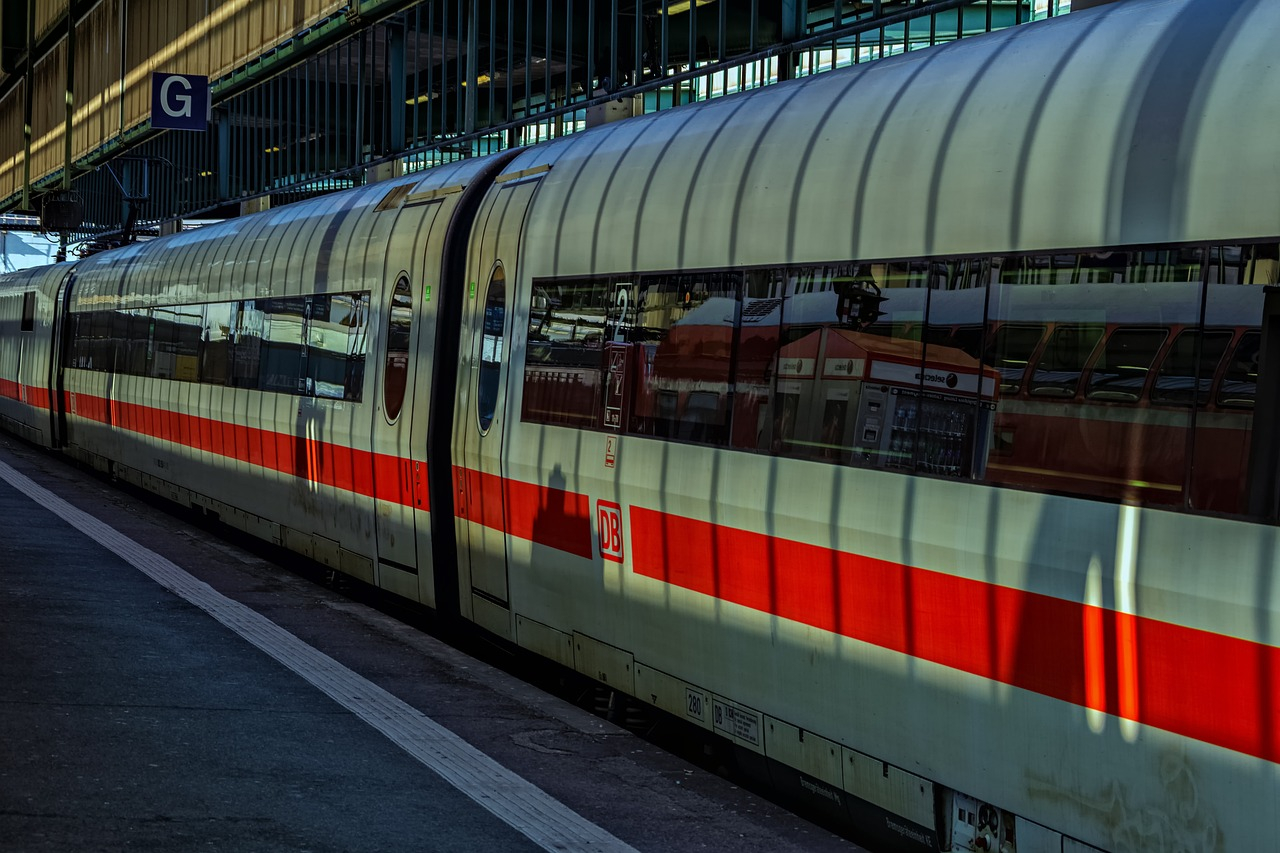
597, 500, 624, 564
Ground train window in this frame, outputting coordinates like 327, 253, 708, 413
477, 266, 507, 433
20, 291, 34, 331
150, 305, 202, 381
522, 277, 609, 428
308, 292, 368, 401
1219, 331, 1261, 409
69, 313, 89, 368
731, 269, 786, 451
774, 265, 890, 462
201, 302, 235, 386
87, 310, 114, 372
259, 297, 307, 394
1029, 324, 1103, 398
383, 277, 412, 421
1150, 330, 1232, 406
232, 301, 264, 388
625, 272, 738, 446
1085, 328, 1168, 402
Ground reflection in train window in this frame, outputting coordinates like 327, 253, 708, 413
1086, 328, 1168, 402
987, 324, 1045, 394
259, 298, 307, 393
309, 292, 368, 401
201, 303, 235, 385
1029, 324, 1103, 397
731, 269, 786, 451
523, 278, 611, 428
1151, 330, 1232, 406
152, 305, 203, 381
232, 301, 265, 388
1219, 331, 1260, 409
121, 309, 152, 377
63, 294, 369, 398
623, 272, 738, 445
477, 266, 506, 433
383, 277, 412, 421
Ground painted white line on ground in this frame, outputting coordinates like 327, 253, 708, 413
0, 458, 638, 853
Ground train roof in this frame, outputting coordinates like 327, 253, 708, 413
508, 0, 1276, 278
63, 154, 510, 310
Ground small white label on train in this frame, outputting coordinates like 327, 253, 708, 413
712, 699, 760, 745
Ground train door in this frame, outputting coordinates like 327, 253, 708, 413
456, 172, 543, 636
49, 271, 75, 447
371, 274, 424, 585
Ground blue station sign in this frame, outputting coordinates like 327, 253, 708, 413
150, 73, 210, 131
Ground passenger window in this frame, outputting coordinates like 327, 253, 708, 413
383, 277, 412, 421
623, 272, 738, 446
259, 297, 307, 393
122, 308, 152, 377
1151, 330, 1232, 406
232, 301, 264, 389
730, 269, 786, 452
522, 277, 609, 428
477, 267, 507, 433
1218, 331, 1261, 409
308, 292, 368, 401
20, 291, 34, 332
1029, 324, 1102, 398
201, 302, 235, 386
1086, 328, 1167, 402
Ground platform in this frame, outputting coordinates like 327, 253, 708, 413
0, 436, 860, 853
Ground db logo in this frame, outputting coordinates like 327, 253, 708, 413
597, 500, 624, 563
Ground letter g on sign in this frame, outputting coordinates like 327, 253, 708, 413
150, 73, 209, 131
160, 76, 193, 118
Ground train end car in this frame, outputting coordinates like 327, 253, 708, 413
0, 264, 72, 448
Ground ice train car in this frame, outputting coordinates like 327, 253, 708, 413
3, 0, 1279, 849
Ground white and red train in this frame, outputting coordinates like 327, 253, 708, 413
2, 0, 1278, 849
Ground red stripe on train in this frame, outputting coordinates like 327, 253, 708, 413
0, 380, 49, 408
629, 506, 1280, 764
63, 390, 594, 558
64, 391, 424, 510
453, 465, 593, 559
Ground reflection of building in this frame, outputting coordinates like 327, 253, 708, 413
0, 226, 60, 272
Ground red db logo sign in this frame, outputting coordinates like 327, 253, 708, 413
597, 501, 624, 563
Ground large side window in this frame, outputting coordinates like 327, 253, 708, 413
383, 277, 412, 420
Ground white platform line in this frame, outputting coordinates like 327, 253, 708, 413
0, 458, 638, 853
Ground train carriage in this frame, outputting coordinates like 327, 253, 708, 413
2, 0, 1280, 850
0, 264, 71, 446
